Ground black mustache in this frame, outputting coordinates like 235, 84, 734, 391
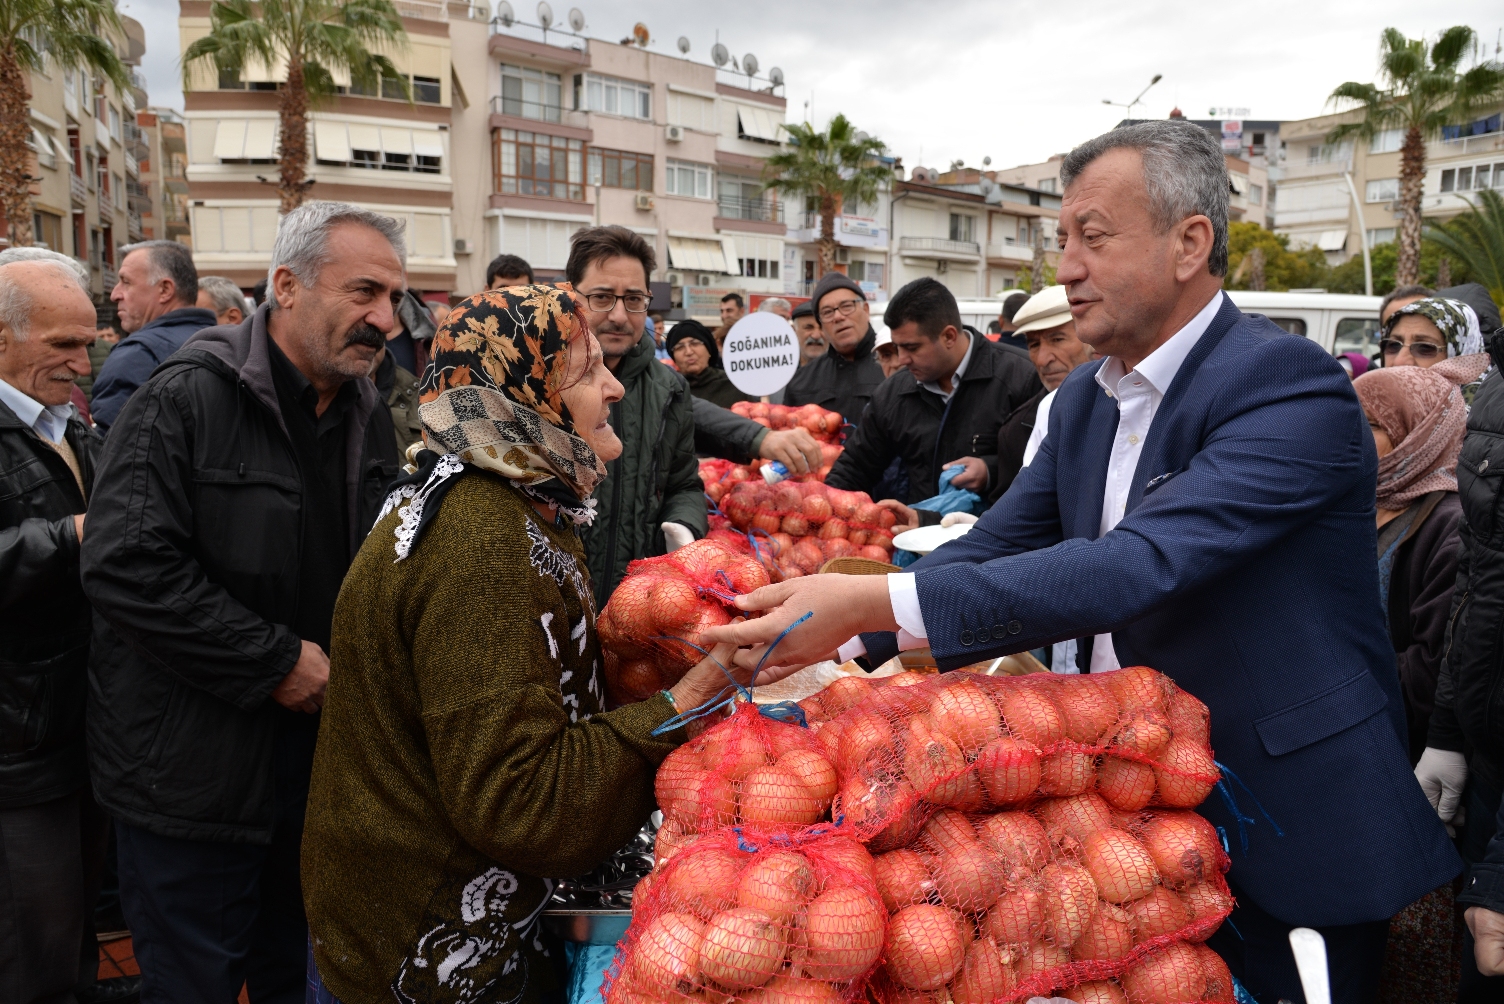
344, 324, 385, 349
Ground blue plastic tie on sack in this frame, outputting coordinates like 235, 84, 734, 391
648, 611, 814, 736
1215, 825, 1231, 856
1214, 759, 1285, 854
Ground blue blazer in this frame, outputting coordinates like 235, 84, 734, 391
863, 296, 1459, 926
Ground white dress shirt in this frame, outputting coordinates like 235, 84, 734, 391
837, 292, 1225, 668
0, 377, 71, 444
1021, 388, 1056, 468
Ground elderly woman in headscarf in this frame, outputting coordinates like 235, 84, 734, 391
301, 286, 756, 1004
1381, 295, 1491, 402
1355, 353, 1489, 763
666, 318, 753, 408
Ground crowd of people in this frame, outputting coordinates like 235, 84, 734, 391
2, 116, 1504, 1004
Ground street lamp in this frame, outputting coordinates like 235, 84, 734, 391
1102, 74, 1163, 116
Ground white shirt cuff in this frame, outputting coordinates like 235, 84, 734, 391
837, 636, 867, 662
889, 573, 928, 640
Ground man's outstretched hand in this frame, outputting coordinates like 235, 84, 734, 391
757, 428, 824, 475
699, 574, 899, 675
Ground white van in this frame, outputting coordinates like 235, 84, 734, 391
1224, 291, 1384, 357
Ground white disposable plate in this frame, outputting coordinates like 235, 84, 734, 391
891, 522, 973, 555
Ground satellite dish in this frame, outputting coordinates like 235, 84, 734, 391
983, 155, 992, 166
496, 0, 514, 27
768, 67, 783, 87
855, 130, 870, 143
711, 42, 729, 67
567, 7, 584, 31
632, 22, 649, 46
536, 2, 553, 29
677, 36, 691, 54
742, 52, 758, 76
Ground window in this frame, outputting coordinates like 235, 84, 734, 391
27, 128, 57, 170
1366, 227, 1396, 248
108, 105, 121, 142
1305, 141, 1352, 165
1267, 317, 1307, 336
218, 67, 245, 90
314, 122, 443, 174
382, 76, 407, 100
1368, 129, 1403, 154
668, 90, 715, 131
577, 73, 651, 119
739, 258, 779, 279
499, 64, 563, 122
587, 147, 652, 190
1037, 178, 1056, 193
1251, 132, 1266, 146
665, 159, 712, 199
1249, 183, 1263, 206
413, 76, 441, 104
1458, 166, 1473, 191
1365, 178, 1398, 203
493, 128, 584, 200
949, 213, 975, 243
1334, 317, 1382, 356
718, 177, 777, 222
1441, 169, 1455, 192
31, 211, 63, 250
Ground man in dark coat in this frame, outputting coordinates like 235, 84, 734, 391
667, 319, 751, 409
825, 277, 1040, 505
0, 259, 136, 1001
783, 273, 887, 427
93, 239, 217, 433
80, 202, 403, 1000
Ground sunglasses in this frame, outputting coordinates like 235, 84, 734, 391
1379, 338, 1444, 360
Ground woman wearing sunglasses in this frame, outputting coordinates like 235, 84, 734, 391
1381, 297, 1492, 398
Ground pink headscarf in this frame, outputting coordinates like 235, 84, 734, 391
1353, 354, 1491, 509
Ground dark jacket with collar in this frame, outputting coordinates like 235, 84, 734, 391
825, 333, 1041, 504
864, 296, 1458, 926
782, 326, 886, 428
89, 305, 218, 432
0, 399, 101, 808
79, 304, 399, 843
684, 365, 753, 410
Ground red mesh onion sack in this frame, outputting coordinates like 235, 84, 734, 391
607, 828, 887, 1004
598, 540, 771, 704
719, 482, 897, 576
730, 402, 847, 443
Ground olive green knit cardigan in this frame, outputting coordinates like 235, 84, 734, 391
303, 472, 683, 1004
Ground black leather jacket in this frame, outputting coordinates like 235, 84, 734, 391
0, 398, 100, 808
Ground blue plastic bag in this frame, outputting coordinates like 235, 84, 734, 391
564, 942, 620, 1004
892, 465, 982, 566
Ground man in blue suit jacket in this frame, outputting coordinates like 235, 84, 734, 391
705, 121, 1459, 1003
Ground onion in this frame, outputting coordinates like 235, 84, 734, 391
665, 848, 745, 917
1195, 943, 1236, 1003
1082, 828, 1160, 904
782, 514, 812, 537
699, 907, 786, 989
928, 842, 1007, 914
740, 765, 826, 827
778, 749, 838, 805
737, 851, 815, 921
1037, 793, 1112, 844
1038, 750, 1096, 797
905, 723, 985, 808
803, 887, 886, 980
654, 819, 696, 867
999, 689, 1066, 747
975, 812, 1051, 876
918, 809, 977, 854
821, 675, 874, 716
703, 728, 774, 780
1072, 903, 1135, 961
983, 880, 1046, 946
816, 717, 845, 764
817, 836, 878, 885
1097, 755, 1158, 812
1128, 886, 1190, 943
927, 682, 1002, 750
1165, 689, 1211, 747
1015, 938, 1071, 981
742, 975, 844, 1004
702, 773, 739, 828
1054, 680, 1122, 744
948, 936, 1017, 1004
762, 722, 808, 761
1120, 941, 1207, 1003
1102, 666, 1168, 713
1110, 709, 1173, 758
803, 495, 835, 521
884, 904, 968, 990
631, 911, 706, 987
1067, 981, 1129, 1004
817, 518, 849, 541
1154, 737, 1218, 808
1039, 862, 1098, 947
844, 773, 925, 852
874, 849, 935, 912
837, 712, 895, 773
657, 746, 709, 829
1178, 881, 1234, 938
974, 736, 1043, 805
1140, 812, 1221, 888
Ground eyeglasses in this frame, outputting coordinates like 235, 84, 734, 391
1379, 338, 1444, 360
818, 297, 866, 322
583, 292, 650, 313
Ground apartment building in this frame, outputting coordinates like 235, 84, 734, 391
177, 0, 475, 300
21, 13, 141, 310
1274, 104, 1504, 263
134, 108, 192, 245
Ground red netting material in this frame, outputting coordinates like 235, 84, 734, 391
598, 540, 771, 704
625, 670, 1234, 1004
730, 402, 847, 442
719, 482, 897, 577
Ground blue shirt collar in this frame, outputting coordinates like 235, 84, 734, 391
0, 376, 71, 443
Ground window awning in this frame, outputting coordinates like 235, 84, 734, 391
212, 120, 247, 160
1316, 229, 1348, 251
736, 106, 782, 142
347, 124, 382, 153
1228, 173, 1249, 195
668, 236, 734, 273
381, 127, 413, 155
314, 121, 350, 162
242, 119, 277, 159
412, 130, 444, 158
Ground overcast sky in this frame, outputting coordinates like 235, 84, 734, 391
124, 0, 1502, 171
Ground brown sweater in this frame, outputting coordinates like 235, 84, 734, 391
303, 472, 683, 1004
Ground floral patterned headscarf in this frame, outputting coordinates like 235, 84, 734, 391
1384, 297, 1485, 358
418, 284, 608, 503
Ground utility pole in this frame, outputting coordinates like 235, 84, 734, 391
1342, 171, 1373, 296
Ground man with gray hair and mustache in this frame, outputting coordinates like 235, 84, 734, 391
81, 201, 402, 999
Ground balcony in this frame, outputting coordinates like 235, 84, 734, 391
98, 188, 111, 220
1279, 158, 1353, 181
488, 94, 575, 125
127, 211, 144, 243
69, 172, 87, 207
986, 239, 1035, 263
899, 236, 981, 259
102, 263, 118, 290
392, 0, 488, 20
125, 151, 138, 179
716, 195, 783, 223
1438, 133, 1504, 157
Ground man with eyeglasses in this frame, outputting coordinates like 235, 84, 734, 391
783, 273, 888, 431
564, 226, 824, 607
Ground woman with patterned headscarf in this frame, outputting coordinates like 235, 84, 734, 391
1381, 296, 1491, 403
300, 285, 758, 1004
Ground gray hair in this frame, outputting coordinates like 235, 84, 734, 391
0, 247, 90, 292
119, 239, 200, 305
267, 200, 407, 299
1060, 120, 1230, 276
198, 275, 248, 316
0, 259, 94, 339
758, 297, 792, 314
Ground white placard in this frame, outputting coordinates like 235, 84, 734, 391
722, 312, 799, 396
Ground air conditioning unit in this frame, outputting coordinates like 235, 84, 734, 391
453, 238, 474, 254
835, 247, 850, 264
667, 272, 684, 286
634, 192, 655, 211
665, 124, 684, 142
697, 274, 714, 286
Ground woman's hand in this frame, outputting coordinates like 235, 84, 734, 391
877, 499, 920, 535
669, 640, 744, 717
699, 574, 899, 675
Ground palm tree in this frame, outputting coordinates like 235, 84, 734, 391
1426, 189, 1504, 305
762, 114, 890, 277
1, 0, 129, 246
1327, 26, 1504, 286
183, 0, 409, 213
